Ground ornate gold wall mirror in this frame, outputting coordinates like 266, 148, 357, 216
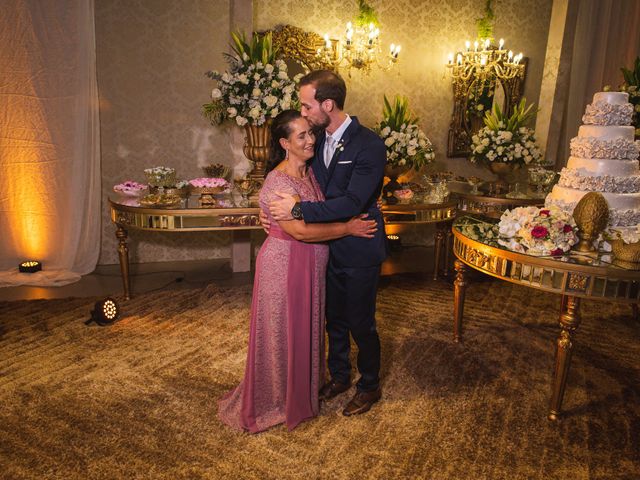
265, 25, 336, 75
447, 59, 528, 157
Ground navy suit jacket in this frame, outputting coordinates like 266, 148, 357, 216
300, 116, 388, 267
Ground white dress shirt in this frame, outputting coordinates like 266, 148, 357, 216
323, 115, 352, 167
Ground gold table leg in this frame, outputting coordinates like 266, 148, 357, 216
433, 225, 445, 281
548, 295, 582, 421
453, 260, 468, 343
116, 226, 131, 300
443, 225, 453, 278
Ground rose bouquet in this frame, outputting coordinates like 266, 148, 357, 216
497, 205, 578, 256
470, 99, 543, 166
374, 95, 435, 170
202, 31, 301, 127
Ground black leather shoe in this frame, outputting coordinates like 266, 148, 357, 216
319, 379, 351, 401
342, 387, 382, 416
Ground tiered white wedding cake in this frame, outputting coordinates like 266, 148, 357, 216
546, 91, 640, 233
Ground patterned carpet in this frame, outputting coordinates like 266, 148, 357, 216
0, 274, 639, 480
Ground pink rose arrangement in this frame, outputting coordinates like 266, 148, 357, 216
393, 188, 414, 201
189, 177, 229, 190
497, 205, 578, 256
113, 180, 147, 196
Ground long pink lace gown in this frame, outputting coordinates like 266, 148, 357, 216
218, 169, 329, 433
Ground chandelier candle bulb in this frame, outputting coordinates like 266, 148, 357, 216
484, 39, 490, 50
465, 40, 471, 51
474, 41, 479, 51
499, 38, 505, 49
448, 52, 453, 64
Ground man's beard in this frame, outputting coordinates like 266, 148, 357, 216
308, 111, 330, 131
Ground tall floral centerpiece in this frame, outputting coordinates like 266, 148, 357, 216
202, 31, 301, 179
470, 99, 542, 190
374, 95, 435, 202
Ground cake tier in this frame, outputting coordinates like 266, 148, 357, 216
570, 136, 640, 160
558, 167, 640, 193
566, 156, 640, 176
577, 125, 635, 141
593, 91, 629, 104
582, 101, 634, 126
546, 185, 640, 226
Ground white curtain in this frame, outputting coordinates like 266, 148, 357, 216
0, 0, 100, 287
554, 0, 640, 167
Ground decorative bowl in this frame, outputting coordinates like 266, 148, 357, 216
148, 185, 190, 198
203, 163, 231, 179
610, 239, 640, 263
139, 193, 182, 208
190, 186, 226, 195
144, 168, 177, 188
393, 188, 414, 204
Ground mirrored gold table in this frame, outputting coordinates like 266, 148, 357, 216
455, 192, 544, 219
110, 195, 459, 299
382, 199, 458, 280
451, 216, 640, 420
109, 195, 261, 299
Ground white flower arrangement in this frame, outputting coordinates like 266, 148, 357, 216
374, 95, 435, 170
470, 99, 543, 167
496, 205, 578, 256
203, 32, 301, 127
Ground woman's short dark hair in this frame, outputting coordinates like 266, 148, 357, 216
299, 70, 347, 110
266, 109, 302, 176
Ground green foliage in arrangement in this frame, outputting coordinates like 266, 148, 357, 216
356, 0, 380, 27
483, 98, 537, 132
225, 31, 278, 66
476, 0, 495, 40
381, 95, 418, 131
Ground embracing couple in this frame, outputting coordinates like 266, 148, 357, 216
218, 70, 387, 433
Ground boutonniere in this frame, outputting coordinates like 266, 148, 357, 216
336, 139, 345, 153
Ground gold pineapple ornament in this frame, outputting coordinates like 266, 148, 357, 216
572, 192, 609, 252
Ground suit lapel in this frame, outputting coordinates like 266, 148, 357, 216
326, 117, 360, 183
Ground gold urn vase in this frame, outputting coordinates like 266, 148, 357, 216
243, 122, 271, 180
383, 164, 410, 204
489, 162, 517, 193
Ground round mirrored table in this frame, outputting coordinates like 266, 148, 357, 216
451, 215, 640, 420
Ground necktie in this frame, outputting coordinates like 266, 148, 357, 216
324, 135, 335, 167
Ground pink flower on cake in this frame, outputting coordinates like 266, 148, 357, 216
563, 224, 573, 233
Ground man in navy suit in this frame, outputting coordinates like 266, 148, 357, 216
269, 70, 387, 416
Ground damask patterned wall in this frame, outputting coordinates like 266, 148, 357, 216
254, 0, 553, 174
95, 0, 238, 265
95, 0, 552, 265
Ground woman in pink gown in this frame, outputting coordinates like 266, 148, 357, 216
218, 110, 377, 433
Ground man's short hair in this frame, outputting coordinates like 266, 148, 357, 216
299, 70, 347, 110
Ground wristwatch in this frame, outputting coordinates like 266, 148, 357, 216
291, 202, 303, 220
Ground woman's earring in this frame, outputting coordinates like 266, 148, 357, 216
285, 149, 289, 160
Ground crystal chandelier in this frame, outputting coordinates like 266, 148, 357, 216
446, 38, 524, 83
316, 13, 400, 75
